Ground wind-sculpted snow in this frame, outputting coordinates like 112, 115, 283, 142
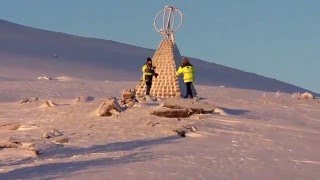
0, 80, 319, 179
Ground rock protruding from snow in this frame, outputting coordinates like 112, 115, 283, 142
0, 139, 39, 156
39, 100, 57, 108
42, 129, 63, 139
120, 89, 137, 108
74, 95, 94, 103
122, 89, 135, 99
95, 97, 124, 117
173, 125, 198, 137
37, 76, 53, 80
151, 98, 225, 118
151, 108, 193, 118
300, 92, 315, 99
20, 98, 31, 103
20, 97, 39, 104
37, 76, 73, 81
55, 138, 70, 144
163, 98, 218, 113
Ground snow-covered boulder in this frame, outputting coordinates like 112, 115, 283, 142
300, 92, 315, 99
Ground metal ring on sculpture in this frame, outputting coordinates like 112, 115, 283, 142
153, 6, 183, 35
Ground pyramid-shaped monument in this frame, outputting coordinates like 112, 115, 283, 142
135, 39, 185, 98
135, 6, 185, 99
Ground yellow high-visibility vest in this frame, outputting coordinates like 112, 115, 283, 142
176, 65, 194, 83
142, 64, 153, 81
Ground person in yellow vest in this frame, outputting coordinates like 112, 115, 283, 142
176, 57, 195, 99
142, 57, 158, 96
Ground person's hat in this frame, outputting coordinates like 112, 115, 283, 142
182, 57, 189, 63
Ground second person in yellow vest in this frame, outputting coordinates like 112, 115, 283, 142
176, 57, 195, 99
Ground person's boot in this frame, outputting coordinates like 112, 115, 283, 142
193, 96, 200, 101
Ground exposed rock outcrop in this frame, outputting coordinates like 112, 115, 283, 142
95, 97, 125, 117
0, 139, 40, 156
150, 98, 225, 118
42, 129, 63, 139
120, 89, 137, 107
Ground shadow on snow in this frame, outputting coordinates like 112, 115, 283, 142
1, 136, 181, 179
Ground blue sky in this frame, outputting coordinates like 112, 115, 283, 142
1, 0, 319, 93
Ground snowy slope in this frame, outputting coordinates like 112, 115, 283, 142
0, 19, 317, 95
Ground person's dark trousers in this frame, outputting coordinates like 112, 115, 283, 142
145, 81, 152, 95
185, 82, 193, 99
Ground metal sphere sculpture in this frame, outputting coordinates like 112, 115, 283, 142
153, 6, 183, 42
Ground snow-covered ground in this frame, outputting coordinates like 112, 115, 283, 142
0, 77, 319, 179
1, 18, 319, 179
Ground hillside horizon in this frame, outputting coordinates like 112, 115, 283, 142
0, 19, 318, 95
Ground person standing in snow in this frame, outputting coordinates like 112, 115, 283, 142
142, 57, 158, 97
176, 57, 196, 99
